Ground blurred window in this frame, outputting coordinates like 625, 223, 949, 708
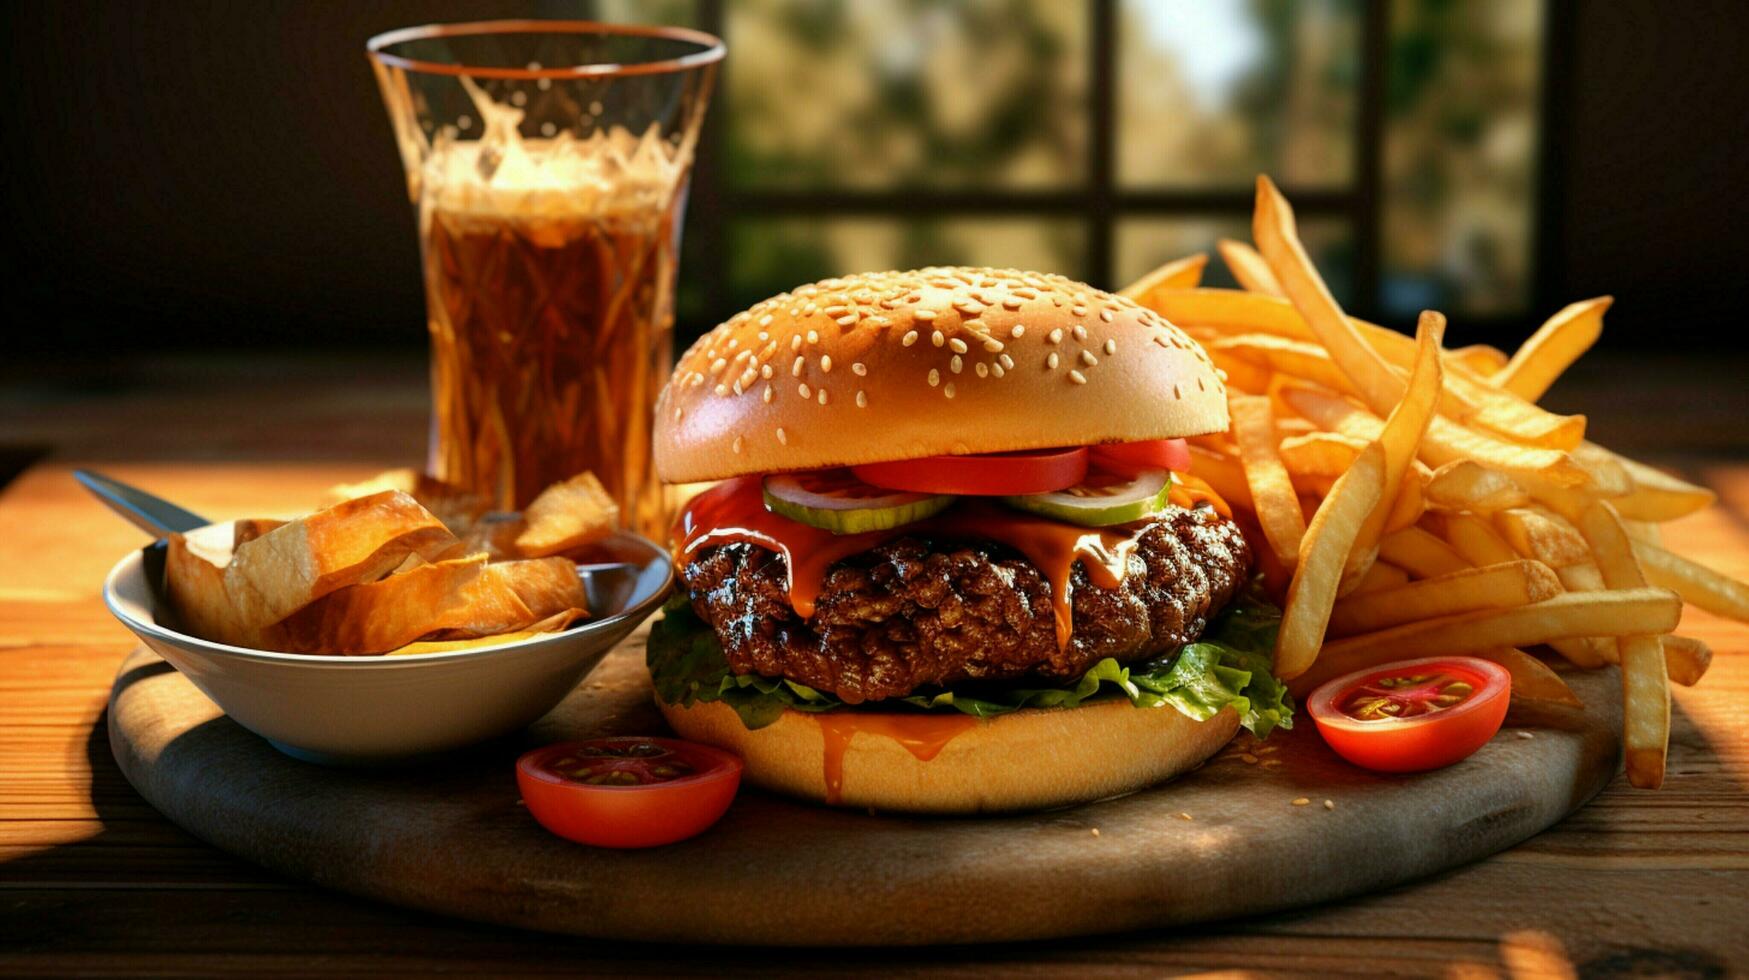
656, 0, 1549, 341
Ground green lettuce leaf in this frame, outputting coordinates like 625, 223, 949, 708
646, 584, 1292, 736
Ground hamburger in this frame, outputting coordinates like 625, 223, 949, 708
648, 267, 1290, 813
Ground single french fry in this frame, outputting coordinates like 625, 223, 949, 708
1230, 395, 1306, 567
1293, 588, 1683, 694
515, 472, 619, 558
1274, 441, 1387, 679
1208, 347, 1274, 394
1471, 648, 1582, 706
1572, 502, 1669, 789
1424, 460, 1531, 513
1349, 560, 1411, 595
1496, 507, 1593, 568
1377, 526, 1470, 579
1441, 512, 1521, 567
1662, 635, 1713, 687
1351, 312, 1445, 577
1567, 442, 1633, 497
1279, 431, 1367, 477
1217, 238, 1284, 297
1327, 560, 1563, 637
1383, 465, 1428, 534
1448, 344, 1510, 374
1632, 539, 1749, 622
1120, 252, 1209, 304
1441, 367, 1586, 451
1622, 519, 1662, 546
1597, 447, 1717, 521
1494, 297, 1611, 402
1186, 445, 1254, 511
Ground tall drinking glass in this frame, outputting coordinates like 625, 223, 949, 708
368, 21, 722, 538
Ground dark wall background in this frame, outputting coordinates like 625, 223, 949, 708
2, 0, 1745, 360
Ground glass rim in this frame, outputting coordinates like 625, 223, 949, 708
366, 19, 725, 80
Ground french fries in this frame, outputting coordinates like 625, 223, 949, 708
1230, 395, 1306, 568
1327, 560, 1562, 637
1216, 238, 1283, 297
1493, 297, 1611, 401
1123, 175, 1743, 789
1120, 252, 1208, 306
1570, 503, 1669, 788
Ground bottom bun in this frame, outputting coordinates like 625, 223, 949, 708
656, 697, 1240, 815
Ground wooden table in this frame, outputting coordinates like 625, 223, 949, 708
2, 358, 1747, 976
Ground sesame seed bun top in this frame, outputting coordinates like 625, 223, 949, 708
654, 266, 1229, 483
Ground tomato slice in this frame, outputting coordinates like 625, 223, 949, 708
1090, 438, 1191, 475
851, 447, 1088, 496
1307, 657, 1511, 773
516, 737, 742, 848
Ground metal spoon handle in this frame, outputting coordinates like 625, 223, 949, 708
74, 469, 209, 538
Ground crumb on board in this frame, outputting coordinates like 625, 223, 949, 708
1292, 797, 1311, 806
1176, 812, 1193, 821
1516, 730, 1536, 739
1323, 799, 1335, 811
1090, 828, 1100, 837
1240, 753, 1259, 764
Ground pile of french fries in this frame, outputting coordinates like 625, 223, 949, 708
1123, 176, 1747, 789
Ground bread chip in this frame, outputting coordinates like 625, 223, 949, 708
515, 472, 619, 558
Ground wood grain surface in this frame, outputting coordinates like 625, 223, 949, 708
4, 453, 1749, 975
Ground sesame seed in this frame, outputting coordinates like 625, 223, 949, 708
992, 363, 1006, 378
714, 384, 728, 396
710, 357, 728, 373
1011, 325, 1026, 338
948, 338, 968, 354
963, 319, 986, 333
976, 363, 989, 378
928, 369, 940, 387
855, 390, 868, 408
817, 388, 829, 405
932, 330, 945, 348
998, 353, 1014, 370
761, 364, 773, 379
1002, 299, 1022, 310
690, 374, 704, 387
944, 382, 956, 399
763, 385, 773, 403
902, 330, 919, 347
732, 436, 743, 454
791, 335, 803, 352
776, 427, 788, 445
732, 380, 744, 395
792, 357, 805, 377
824, 305, 848, 316
1292, 797, 1310, 807
1068, 369, 1088, 385
1323, 799, 1336, 810
1100, 310, 1114, 322
807, 330, 820, 345
1081, 350, 1098, 366
674, 407, 684, 421
1048, 328, 1063, 344
803, 302, 817, 315
1072, 304, 1088, 317
1172, 384, 1183, 399
1073, 325, 1088, 341
821, 355, 833, 373
984, 339, 1005, 353
951, 355, 963, 374
798, 383, 811, 398
758, 314, 773, 327
835, 314, 857, 327
852, 362, 867, 376
1104, 339, 1117, 355
1154, 335, 1171, 348
915, 309, 937, 321
1047, 352, 1060, 369
869, 315, 890, 327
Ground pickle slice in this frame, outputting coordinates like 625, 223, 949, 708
763, 471, 954, 534
1002, 469, 1172, 527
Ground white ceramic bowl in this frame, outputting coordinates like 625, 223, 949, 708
102, 523, 673, 765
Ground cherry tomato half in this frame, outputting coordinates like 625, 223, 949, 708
851, 447, 1089, 496
1307, 657, 1511, 773
517, 737, 742, 848
1090, 438, 1191, 475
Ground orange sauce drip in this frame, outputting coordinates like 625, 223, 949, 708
813, 712, 980, 805
674, 476, 1154, 648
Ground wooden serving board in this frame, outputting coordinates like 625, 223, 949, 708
109, 630, 1622, 947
